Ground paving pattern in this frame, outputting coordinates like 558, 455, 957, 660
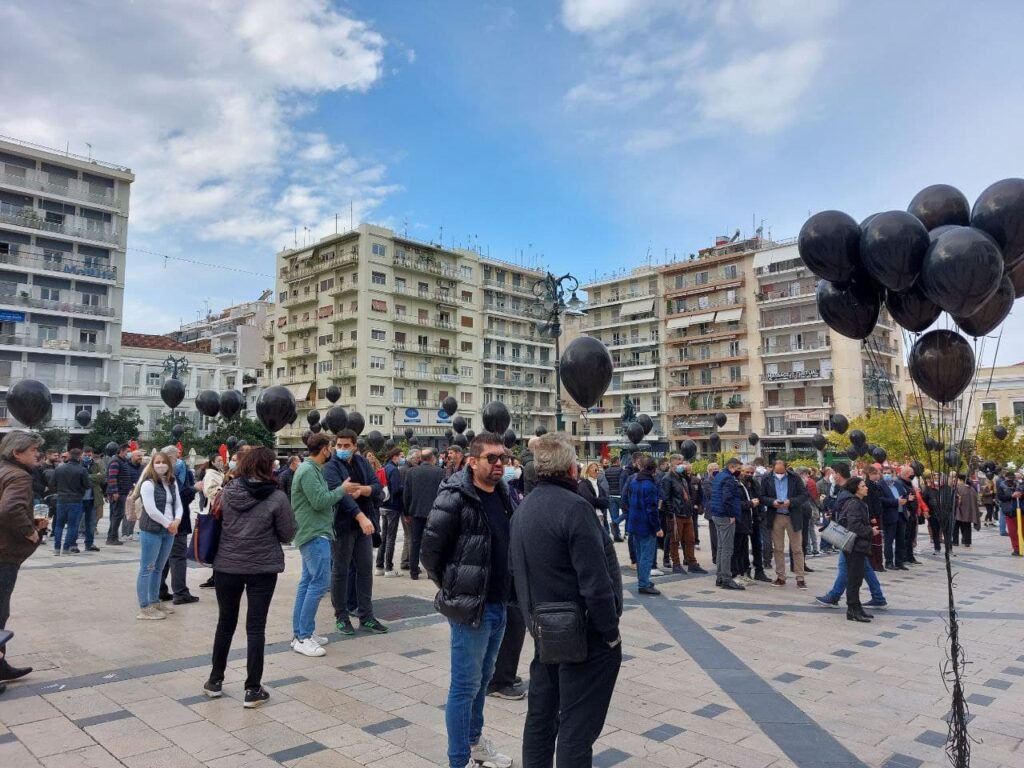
2, 521, 1023, 767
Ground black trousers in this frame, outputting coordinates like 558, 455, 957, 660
928, 515, 942, 551
408, 517, 427, 577
707, 514, 718, 564
902, 515, 917, 562
160, 529, 190, 597
491, 602, 526, 689
0, 562, 19, 655
659, 512, 671, 563
106, 498, 125, 543
331, 525, 374, 623
846, 550, 866, 612
522, 637, 622, 767
731, 532, 750, 577
953, 521, 973, 547
209, 571, 277, 690
894, 515, 908, 566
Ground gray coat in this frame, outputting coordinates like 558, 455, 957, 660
213, 479, 297, 574
404, 463, 445, 520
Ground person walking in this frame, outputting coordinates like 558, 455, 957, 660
403, 448, 444, 580
952, 473, 980, 548
290, 433, 354, 657
376, 448, 404, 577
710, 458, 745, 591
627, 457, 663, 596
835, 477, 875, 622
0, 431, 46, 695
760, 459, 810, 590
104, 444, 135, 545
421, 433, 515, 768
996, 471, 1022, 555
511, 433, 623, 767
136, 451, 182, 621
52, 448, 90, 556
203, 447, 297, 707
603, 455, 625, 541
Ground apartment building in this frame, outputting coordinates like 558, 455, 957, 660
266, 225, 484, 450
0, 136, 133, 434
480, 259, 558, 436
563, 267, 667, 454
905, 362, 1024, 441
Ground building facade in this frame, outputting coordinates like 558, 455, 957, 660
0, 136, 133, 434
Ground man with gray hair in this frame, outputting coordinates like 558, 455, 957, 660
522, 436, 539, 495
511, 432, 622, 765
0, 430, 46, 693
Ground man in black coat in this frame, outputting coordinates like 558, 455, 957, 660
52, 448, 89, 555
403, 448, 444, 580
160, 446, 199, 604
865, 466, 897, 569
510, 433, 622, 766
759, 460, 810, 589
421, 433, 515, 768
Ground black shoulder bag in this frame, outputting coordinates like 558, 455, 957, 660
517, 532, 588, 665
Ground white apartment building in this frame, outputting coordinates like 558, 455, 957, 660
0, 136, 133, 434
267, 225, 484, 450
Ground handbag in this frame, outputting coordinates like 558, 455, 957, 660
820, 520, 856, 554
188, 489, 223, 566
517, 534, 588, 664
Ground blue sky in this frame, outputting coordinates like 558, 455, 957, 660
3, 1, 1024, 360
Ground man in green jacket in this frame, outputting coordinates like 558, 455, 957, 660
291, 433, 355, 657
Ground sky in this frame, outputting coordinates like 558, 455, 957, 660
2, 0, 1024, 362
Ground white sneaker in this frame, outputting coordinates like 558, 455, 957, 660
292, 638, 326, 657
153, 602, 175, 615
311, 634, 329, 646
384, 570, 399, 577
470, 736, 513, 768
136, 605, 166, 620
375, 567, 385, 576
650, 568, 664, 577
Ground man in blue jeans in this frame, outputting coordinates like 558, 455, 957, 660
627, 457, 663, 596
815, 551, 888, 609
421, 432, 515, 768
53, 449, 90, 555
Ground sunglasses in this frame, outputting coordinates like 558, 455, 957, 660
473, 453, 511, 465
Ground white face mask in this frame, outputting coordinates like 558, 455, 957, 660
154, 464, 169, 475
774, 472, 785, 479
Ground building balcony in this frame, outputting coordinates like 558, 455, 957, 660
760, 369, 833, 384
666, 297, 745, 320
0, 249, 118, 283
0, 333, 111, 354
281, 292, 318, 308
605, 336, 659, 350
483, 329, 554, 347
394, 342, 457, 358
0, 291, 115, 318
328, 340, 358, 353
483, 376, 551, 391
668, 375, 750, 394
390, 314, 456, 331
328, 282, 358, 297
666, 348, 748, 368
393, 254, 461, 280
583, 288, 658, 309
213, 346, 237, 358
280, 251, 358, 283
758, 314, 824, 330
0, 204, 120, 246
281, 346, 315, 359
282, 317, 320, 333
580, 408, 663, 419
483, 354, 552, 369
664, 323, 746, 345
483, 302, 535, 320
664, 270, 745, 298
394, 369, 468, 384
1, 167, 120, 208
209, 325, 237, 339
263, 323, 276, 339
0, 372, 109, 393
762, 401, 834, 412
582, 313, 658, 331
760, 341, 830, 356
755, 286, 816, 304
483, 278, 534, 296
605, 383, 660, 396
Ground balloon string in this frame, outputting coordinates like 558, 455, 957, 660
984, 326, 1003, 397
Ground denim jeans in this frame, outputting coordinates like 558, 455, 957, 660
54, 501, 83, 552
999, 508, 1008, 536
292, 537, 332, 640
77, 499, 96, 548
824, 551, 884, 603
635, 534, 657, 589
375, 509, 400, 570
137, 530, 174, 607
446, 602, 506, 768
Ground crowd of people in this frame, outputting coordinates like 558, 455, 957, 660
0, 426, 1018, 765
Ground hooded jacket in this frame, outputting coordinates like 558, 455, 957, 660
626, 470, 662, 537
213, 478, 297, 574
0, 458, 40, 565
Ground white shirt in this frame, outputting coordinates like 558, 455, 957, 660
141, 478, 182, 529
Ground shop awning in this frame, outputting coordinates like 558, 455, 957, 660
666, 316, 695, 330
715, 307, 744, 323
285, 382, 314, 402
623, 369, 656, 382
753, 243, 799, 269
688, 311, 716, 325
619, 297, 655, 316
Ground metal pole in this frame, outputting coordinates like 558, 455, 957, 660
554, 322, 564, 432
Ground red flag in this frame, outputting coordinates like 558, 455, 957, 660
129, 439, 138, 451
176, 441, 183, 455
219, 443, 228, 463
600, 442, 610, 460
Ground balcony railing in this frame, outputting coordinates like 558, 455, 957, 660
280, 251, 358, 282
0, 291, 115, 317
583, 288, 658, 309
0, 249, 117, 282
394, 343, 456, 358
390, 314, 456, 330
758, 314, 823, 329
483, 375, 551, 389
0, 333, 111, 354
282, 317, 320, 333
669, 375, 750, 392
393, 254, 460, 280
281, 346, 315, 359
665, 270, 745, 296
761, 370, 833, 383
668, 348, 747, 366
605, 336, 659, 348
483, 278, 534, 296
610, 358, 659, 369
582, 312, 658, 330
484, 303, 534, 319
281, 292, 318, 308
0, 373, 109, 392
665, 323, 747, 344
483, 353, 550, 366
760, 341, 829, 355
1, 167, 118, 207
0, 204, 120, 245
394, 369, 467, 384
756, 285, 816, 303
666, 297, 745, 318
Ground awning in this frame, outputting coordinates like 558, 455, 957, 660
753, 242, 799, 269
619, 297, 655, 316
715, 307, 744, 323
688, 311, 716, 325
623, 369, 656, 382
667, 316, 695, 330
285, 382, 314, 402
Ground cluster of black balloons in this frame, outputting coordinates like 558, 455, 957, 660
626, 413, 655, 445
194, 389, 244, 420
801, 179, 1024, 404
994, 424, 1009, 441
560, 336, 614, 410
255, 385, 298, 433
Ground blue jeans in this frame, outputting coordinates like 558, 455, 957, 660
54, 501, 83, 552
292, 537, 332, 640
609, 496, 623, 527
635, 534, 657, 589
999, 509, 1008, 536
137, 530, 174, 607
446, 602, 506, 768
824, 551, 884, 603
77, 499, 95, 548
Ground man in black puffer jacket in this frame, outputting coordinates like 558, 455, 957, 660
420, 432, 515, 768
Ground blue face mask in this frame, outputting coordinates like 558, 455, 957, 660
883, 474, 892, 482
336, 449, 353, 461
398, 458, 407, 466
503, 466, 517, 482
675, 465, 685, 474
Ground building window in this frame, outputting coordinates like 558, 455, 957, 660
37, 325, 59, 341
1013, 402, 1024, 425
371, 299, 387, 312
461, 316, 473, 328
147, 371, 162, 386
462, 392, 473, 404
317, 360, 333, 373
729, 365, 742, 382
700, 369, 712, 385
460, 366, 472, 377
372, 242, 387, 256
81, 292, 102, 307
461, 341, 473, 353
370, 385, 385, 397
372, 271, 387, 286
318, 334, 334, 345
370, 356, 386, 369
981, 402, 998, 422
371, 329, 386, 341
349, 385, 356, 397
369, 413, 384, 426
394, 388, 405, 403
40, 287, 60, 302
461, 290, 473, 302
79, 330, 97, 345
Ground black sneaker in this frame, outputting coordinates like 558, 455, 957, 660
106, 539, 124, 546
65, 546, 80, 554
487, 681, 527, 700
688, 565, 708, 575
638, 586, 662, 596
199, 577, 215, 589
172, 594, 199, 605
243, 687, 270, 708
159, 592, 173, 602
360, 618, 389, 634
203, 679, 222, 698
336, 619, 356, 636
86, 546, 100, 552
0, 661, 32, 682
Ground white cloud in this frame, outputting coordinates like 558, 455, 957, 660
562, 0, 647, 32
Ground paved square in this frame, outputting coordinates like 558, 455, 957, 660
2, 521, 1023, 767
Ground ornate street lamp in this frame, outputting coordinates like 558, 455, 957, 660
530, 272, 584, 432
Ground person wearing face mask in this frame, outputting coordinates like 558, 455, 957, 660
920, 472, 944, 554
835, 477, 876, 622
578, 462, 609, 527
197, 454, 228, 590
277, 455, 300, 500
77, 445, 104, 552
503, 462, 524, 506
136, 451, 182, 621
710, 458, 745, 591
659, 454, 707, 576
758, 459, 809, 590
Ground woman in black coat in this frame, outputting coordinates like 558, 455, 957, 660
838, 477, 875, 623
578, 462, 610, 528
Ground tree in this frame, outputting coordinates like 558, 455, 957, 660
191, 415, 277, 458
973, 414, 1024, 468
38, 425, 70, 452
87, 408, 143, 451
825, 408, 928, 465
147, 413, 197, 453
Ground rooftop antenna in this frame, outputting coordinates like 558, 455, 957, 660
403, 217, 408, 237
85, 142, 93, 161
350, 200, 354, 230
335, 213, 338, 234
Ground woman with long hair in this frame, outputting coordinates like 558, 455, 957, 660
578, 462, 610, 527
837, 477, 875, 623
136, 451, 182, 620
204, 447, 297, 707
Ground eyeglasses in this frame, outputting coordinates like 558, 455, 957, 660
474, 453, 511, 465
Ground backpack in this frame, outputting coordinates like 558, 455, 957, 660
125, 476, 146, 522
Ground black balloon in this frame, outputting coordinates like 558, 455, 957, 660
830, 414, 849, 434
325, 385, 341, 403
1007, 258, 1024, 299
924, 436, 937, 451
713, 412, 727, 428
160, 377, 185, 409
908, 184, 971, 231
404, 427, 415, 440
195, 390, 220, 418
872, 446, 887, 463
452, 416, 467, 434
971, 178, 1024, 268
465, 430, 475, 442
811, 433, 827, 451
442, 396, 458, 416
994, 424, 1009, 441
849, 429, 866, 446
637, 414, 654, 435
171, 424, 184, 440
226, 436, 238, 451
944, 448, 960, 468
798, 210, 861, 283
482, 401, 511, 434
845, 445, 860, 460
860, 210, 930, 292
453, 434, 469, 448
323, 406, 348, 434
935, 440, 945, 452
307, 410, 320, 425
955, 276, 1014, 337
75, 409, 91, 427
535, 425, 547, 437
681, 440, 697, 460
559, 336, 613, 409
356, 438, 367, 452
503, 428, 517, 449
6, 379, 52, 427
302, 429, 312, 444
408, 438, 419, 447
105, 441, 118, 457
920, 227, 1004, 317
219, 390, 243, 420
367, 430, 385, 451
310, 421, 323, 433
816, 276, 881, 340
748, 432, 759, 446
444, 428, 453, 439
347, 411, 365, 436
626, 422, 644, 445
384, 438, 395, 450
256, 385, 297, 433
885, 284, 941, 333
909, 329, 975, 404
708, 432, 722, 453
911, 460, 925, 477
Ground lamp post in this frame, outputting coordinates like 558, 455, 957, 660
864, 367, 888, 411
509, 395, 532, 435
531, 272, 584, 433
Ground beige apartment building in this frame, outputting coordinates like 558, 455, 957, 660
905, 362, 1024, 442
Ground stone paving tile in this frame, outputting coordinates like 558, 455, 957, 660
12, 715, 97, 758
38, 744, 126, 768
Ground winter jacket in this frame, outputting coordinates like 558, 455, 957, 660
106, 455, 138, 498
837, 494, 872, 554
54, 459, 90, 503
510, 477, 622, 645
213, 478, 297, 574
324, 453, 382, 533
997, 478, 1020, 514
868, 479, 899, 526
0, 458, 40, 565
420, 471, 515, 626
522, 452, 538, 495
659, 471, 692, 517
381, 460, 404, 513
700, 472, 716, 517
711, 469, 743, 521
174, 461, 197, 535
604, 464, 624, 496
203, 468, 225, 501
577, 477, 609, 512
626, 471, 662, 537
759, 470, 810, 530
954, 483, 981, 524
277, 467, 295, 499
894, 478, 918, 518
290, 458, 346, 548
404, 463, 445, 520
